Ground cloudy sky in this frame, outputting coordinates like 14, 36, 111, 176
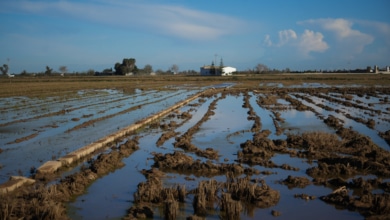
1, 0, 389, 73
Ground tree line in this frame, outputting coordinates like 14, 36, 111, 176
1, 57, 381, 77
96, 58, 182, 76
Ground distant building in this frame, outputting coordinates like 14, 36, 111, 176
368, 65, 390, 74
379, 66, 390, 74
200, 65, 236, 76
375, 65, 379, 73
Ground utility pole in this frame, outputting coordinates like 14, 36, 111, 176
7, 58, 10, 74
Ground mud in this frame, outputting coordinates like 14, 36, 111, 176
294, 193, 316, 200
379, 130, 390, 145
152, 151, 258, 177
7, 132, 39, 144
320, 186, 390, 219
281, 175, 311, 189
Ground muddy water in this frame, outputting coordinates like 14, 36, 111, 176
67, 91, 372, 219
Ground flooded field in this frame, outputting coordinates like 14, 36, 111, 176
0, 76, 390, 219
0, 86, 202, 184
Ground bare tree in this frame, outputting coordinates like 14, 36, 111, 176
255, 63, 269, 74
170, 64, 179, 74
59, 66, 67, 76
143, 64, 153, 74
87, 69, 95, 76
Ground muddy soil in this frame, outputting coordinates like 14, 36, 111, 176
1, 85, 389, 219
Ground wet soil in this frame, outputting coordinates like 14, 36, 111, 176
1, 84, 389, 219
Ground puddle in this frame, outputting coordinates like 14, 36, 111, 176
192, 94, 253, 160
288, 83, 332, 88
280, 109, 336, 134
259, 83, 284, 88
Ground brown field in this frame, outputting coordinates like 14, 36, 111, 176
1, 73, 389, 98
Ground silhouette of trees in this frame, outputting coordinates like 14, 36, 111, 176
0, 64, 8, 75
114, 58, 138, 75
45, 66, 53, 75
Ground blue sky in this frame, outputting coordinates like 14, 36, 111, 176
0, 0, 389, 73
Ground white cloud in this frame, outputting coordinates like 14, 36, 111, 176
264, 29, 328, 56
263, 30, 297, 47
5, 0, 246, 41
355, 20, 390, 45
299, 18, 374, 53
263, 34, 273, 46
138, 4, 245, 40
321, 19, 358, 38
278, 29, 297, 46
298, 30, 329, 55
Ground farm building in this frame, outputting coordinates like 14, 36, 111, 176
200, 65, 236, 76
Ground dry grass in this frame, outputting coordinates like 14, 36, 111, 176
0, 184, 66, 220
1, 74, 389, 98
301, 131, 341, 150
220, 193, 242, 220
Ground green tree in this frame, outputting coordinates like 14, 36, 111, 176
114, 62, 121, 73
103, 68, 113, 73
114, 58, 137, 75
0, 64, 8, 75
45, 66, 53, 75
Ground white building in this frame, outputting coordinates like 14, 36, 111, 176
200, 65, 236, 76
221, 66, 236, 76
